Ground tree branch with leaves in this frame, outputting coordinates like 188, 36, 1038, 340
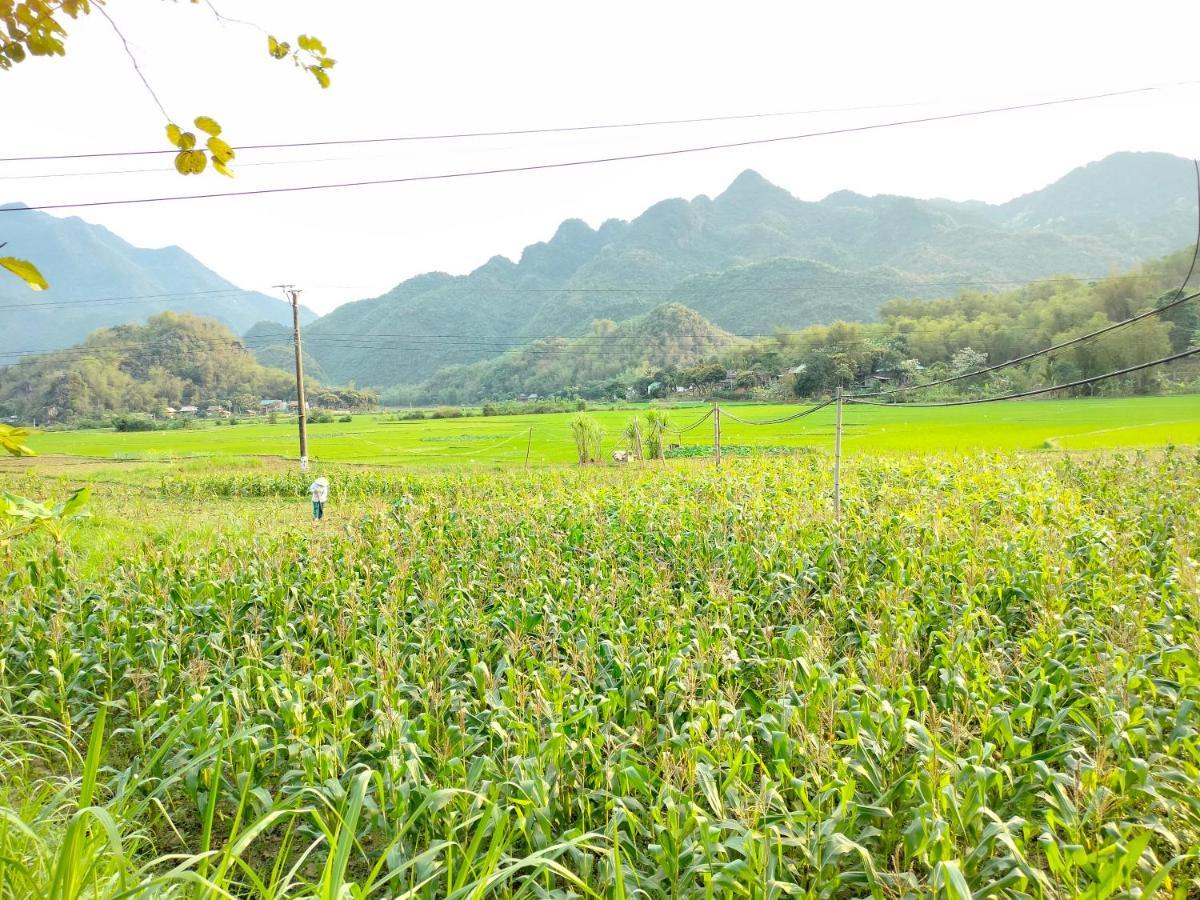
0, 0, 335, 288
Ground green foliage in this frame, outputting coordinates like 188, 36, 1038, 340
1, 486, 90, 544
701, 247, 1200, 400
110, 414, 157, 432
644, 407, 670, 459
622, 415, 644, 461
569, 412, 603, 463
2, 453, 1200, 894
0, 312, 297, 423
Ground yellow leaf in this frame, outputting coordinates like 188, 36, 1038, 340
174, 151, 190, 175
0, 423, 35, 457
206, 136, 234, 163
188, 151, 208, 175
213, 158, 235, 178
0, 257, 48, 291
267, 35, 290, 59
178, 131, 196, 151
312, 67, 330, 89
166, 123, 182, 147
194, 116, 221, 137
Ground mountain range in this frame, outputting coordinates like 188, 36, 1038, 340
279, 151, 1199, 388
0, 203, 315, 353
3, 151, 1197, 397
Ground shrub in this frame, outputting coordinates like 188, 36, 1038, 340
338, 414, 353, 423
569, 413, 604, 464
112, 414, 157, 432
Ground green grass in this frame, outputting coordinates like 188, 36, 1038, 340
2, 450, 1200, 896
17, 394, 1200, 467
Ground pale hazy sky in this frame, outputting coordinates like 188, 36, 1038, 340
4, 1, 1200, 314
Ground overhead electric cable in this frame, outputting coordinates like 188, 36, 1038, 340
0, 99, 930, 163
718, 398, 835, 425
3, 83, 1194, 213
845, 345, 1200, 407
0, 272, 1176, 313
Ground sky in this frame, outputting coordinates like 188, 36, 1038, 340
3, 0, 1200, 315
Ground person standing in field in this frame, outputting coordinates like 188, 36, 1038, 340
308, 476, 329, 521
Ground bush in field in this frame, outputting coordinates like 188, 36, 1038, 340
570, 412, 603, 464
111, 414, 157, 432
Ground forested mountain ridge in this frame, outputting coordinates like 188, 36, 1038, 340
289, 152, 1198, 388
0, 204, 316, 354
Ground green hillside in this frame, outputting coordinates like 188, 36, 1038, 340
402, 304, 739, 404
0, 312, 297, 423
291, 152, 1199, 389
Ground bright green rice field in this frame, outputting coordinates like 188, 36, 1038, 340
17, 394, 1200, 468
1, 396, 1200, 897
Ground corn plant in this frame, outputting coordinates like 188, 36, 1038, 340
644, 408, 669, 459
0, 450, 1198, 896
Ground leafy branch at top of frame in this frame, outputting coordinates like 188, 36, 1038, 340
0, 1, 335, 288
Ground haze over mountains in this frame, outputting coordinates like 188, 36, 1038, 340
0, 203, 315, 353
3, 151, 1197, 395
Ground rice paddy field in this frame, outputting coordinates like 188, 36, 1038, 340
16, 394, 1200, 466
2, 437, 1200, 897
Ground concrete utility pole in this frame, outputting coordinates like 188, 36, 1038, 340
275, 284, 309, 473
833, 385, 843, 520
712, 400, 721, 468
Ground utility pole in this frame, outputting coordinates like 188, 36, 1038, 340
833, 385, 843, 520
712, 400, 721, 468
275, 284, 309, 473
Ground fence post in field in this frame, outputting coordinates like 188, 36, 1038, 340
713, 400, 722, 468
833, 385, 843, 520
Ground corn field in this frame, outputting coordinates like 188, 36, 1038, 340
2, 451, 1200, 897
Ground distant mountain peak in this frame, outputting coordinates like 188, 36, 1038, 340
0, 201, 31, 211
717, 169, 791, 203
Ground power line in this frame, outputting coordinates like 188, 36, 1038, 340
4, 82, 1194, 213
718, 398, 835, 425
1, 312, 1192, 364
845, 345, 1200, 408
0, 287, 266, 312
0, 271, 1183, 314
0, 98, 963, 163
